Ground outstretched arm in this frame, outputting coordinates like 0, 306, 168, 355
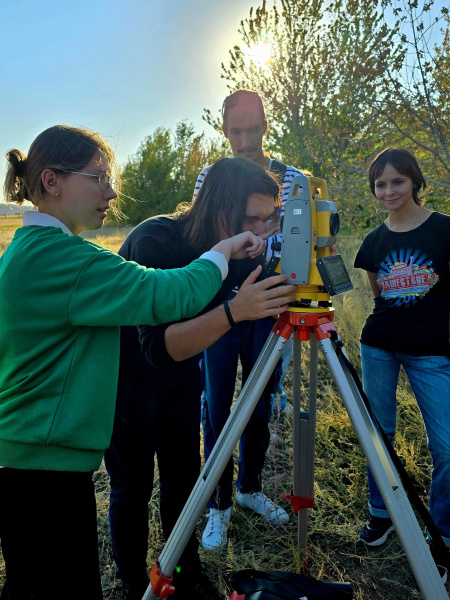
140, 266, 296, 362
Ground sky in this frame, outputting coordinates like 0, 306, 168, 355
0, 0, 261, 200
1, 0, 445, 203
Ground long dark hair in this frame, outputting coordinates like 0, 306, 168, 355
177, 157, 280, 252
368, 148, 426, 206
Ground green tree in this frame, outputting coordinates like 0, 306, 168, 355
205, 0, 329, 175
117, 122, 225, 225
203, 0, 402, 227
328, 0, 450, 212
209, 0, 449, 227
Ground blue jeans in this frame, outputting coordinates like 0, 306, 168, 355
271, 334, 293, 415
361, 343, 450, 545
202, 316, 276, 510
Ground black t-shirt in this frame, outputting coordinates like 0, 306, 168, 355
118, 215, 264, 403
354, 212, 450, 356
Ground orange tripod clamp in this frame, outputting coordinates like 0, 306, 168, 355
149, 560, 175, 599
282, 489, 315, 514
273, 309, 336, 342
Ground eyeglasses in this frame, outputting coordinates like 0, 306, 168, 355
63, 171, 117, 191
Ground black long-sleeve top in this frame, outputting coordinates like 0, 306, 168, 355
118, 215, 263, 403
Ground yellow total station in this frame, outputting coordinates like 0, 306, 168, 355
274, 175, 340, 313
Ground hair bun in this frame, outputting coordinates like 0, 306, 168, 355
6, 149, 27, 177
4, 148, 28, 204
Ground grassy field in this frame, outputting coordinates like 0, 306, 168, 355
0, 218, 444, 599
0, 216, 24, 255
0, 216, 133, 255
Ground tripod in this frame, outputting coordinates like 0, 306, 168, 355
142, 309, 448, 600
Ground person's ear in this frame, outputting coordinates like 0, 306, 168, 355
41, 169, 62, 197
222, 123, 229, 139
262, 120, 268, 135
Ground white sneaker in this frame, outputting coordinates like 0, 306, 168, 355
201, 507, 232, 550
236, 491, 289, 526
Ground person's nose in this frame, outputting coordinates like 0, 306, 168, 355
252, 221, 265, 236
240, 131, 250, 149
104, 185, 117, 200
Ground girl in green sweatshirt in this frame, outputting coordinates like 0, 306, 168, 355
0, 125, 264, 600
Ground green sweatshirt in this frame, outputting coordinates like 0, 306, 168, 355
0, 225, 222, 472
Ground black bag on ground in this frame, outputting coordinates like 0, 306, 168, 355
230, 569, 354, 600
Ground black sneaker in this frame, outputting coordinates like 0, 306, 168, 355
172, 569, 224, 600
358, 515, 395, 546
427, 539, 449, 584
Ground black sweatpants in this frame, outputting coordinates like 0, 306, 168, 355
104, 370, 202, 585
0, 468, 103, 600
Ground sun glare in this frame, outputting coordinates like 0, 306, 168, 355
243, 40, 273, 69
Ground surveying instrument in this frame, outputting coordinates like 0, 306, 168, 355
141, 176, 448, 600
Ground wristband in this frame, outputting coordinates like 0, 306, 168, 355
223, 299, 236, 327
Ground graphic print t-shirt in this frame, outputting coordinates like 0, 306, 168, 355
354, 212, 450, 356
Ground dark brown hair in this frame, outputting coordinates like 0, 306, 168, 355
368, 147, 426, 206
4, 125, 120, 206
178, 157, 280, 252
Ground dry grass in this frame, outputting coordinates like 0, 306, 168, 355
0, 220, 445, 599
0, 216, 134, 256
0, 216, 23, 255
81, 224, 135, 253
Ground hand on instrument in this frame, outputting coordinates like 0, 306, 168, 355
227, 265, 296, 322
